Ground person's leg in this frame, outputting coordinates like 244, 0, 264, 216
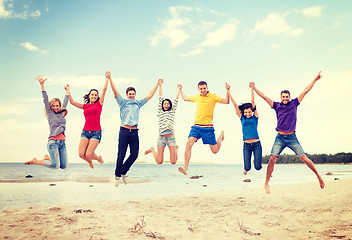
78, 138, 93, 169
46, 140, 60, 169
265, 155, 278, 194
85, 139, 104, 163
115, 130, 129, 178
209, 131, 224, 154
121, 131, 139, 175
168, 145, 178, 164
145, 135, 166, 164
253, 141, 263, 171
243, 143, 252, 175
58, 141, 68, 169
299, 155, 325, 189
178, 137, 197, 175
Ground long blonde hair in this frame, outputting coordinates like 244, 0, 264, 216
44, 98, 68, 118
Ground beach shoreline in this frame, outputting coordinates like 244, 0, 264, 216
1, 179, 351, 239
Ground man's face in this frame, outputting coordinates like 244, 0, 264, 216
198, 84, 208, 96
126, 90, 136, 100
280, 93, 290, 104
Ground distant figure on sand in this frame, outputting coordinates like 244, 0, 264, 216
106, 71, 161, 187
178, 81, 230, 175
252, 71, 325, 194
145, 80, 181, 164
66, 75, 108, 169
25, 75, 69, 169
229, 82, 262, 175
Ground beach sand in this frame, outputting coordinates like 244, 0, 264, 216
0, 179, 351, 240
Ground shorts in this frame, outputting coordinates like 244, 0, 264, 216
157, 134, 176, 147
188, 126, 217, 145
81, 130, 102, 142
270, 133, 305, 157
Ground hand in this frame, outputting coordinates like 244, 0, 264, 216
64, 84, 70, 91
249, 82, 255, 88
105, 71, 111, 79
177, 83, 182, 90
314, 71, 322, 81
157, 79, 164, 85
36, 75, 47, 84
225, 83, 230, 91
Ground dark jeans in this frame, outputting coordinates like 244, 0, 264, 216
115, 127, 139, 177
243, 141, 262, 171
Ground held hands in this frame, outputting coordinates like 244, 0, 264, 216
249, 82, 255, 88
177, 83, 182, 90
36, 75, 47, 84
105, 71, 111, 79
64, 84, 70, 91
314, 71, 322, 81
157, 79, 164, 85
225, 82, 230, 92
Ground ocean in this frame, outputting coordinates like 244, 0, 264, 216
1, 163, 351, 209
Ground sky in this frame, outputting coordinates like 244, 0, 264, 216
1, 0, 351, 165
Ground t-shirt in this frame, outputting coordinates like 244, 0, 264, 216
116, 94, 147, 126
83, 101, 102, 131
240, 115, 259, 141
272, 98, 300, 132
189, 92, 222, 125
158, 97, 178, 135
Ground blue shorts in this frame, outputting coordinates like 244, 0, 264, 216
81, 130, 101, 142
188, 126, 217, 145
157, 134, 176, 147
271, 133, 305, 156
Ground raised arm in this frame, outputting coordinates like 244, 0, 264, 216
175, 84, 181, 99
220, 83, 230, 104
146, 79, 162, 102
298, 71, 322, 103
229, 89, 242, 118
106, 71, 119, 98
177, 84, 190, 101
65, 85, 84, 109
251, 82, 273, 108
99, 74, 109, 105
159, 79, 163, 97
250, 82, 258, 117
36, 75, 50, 113
62, 85, 70, 108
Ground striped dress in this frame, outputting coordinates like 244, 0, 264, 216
158, 97, 178, 135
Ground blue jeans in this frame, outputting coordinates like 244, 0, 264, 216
243, 141, 262, 171
271, 133, 305, 156
44, 139, 68, 169
115, 127, 139, 177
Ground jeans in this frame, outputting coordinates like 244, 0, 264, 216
44, 139, 68, 169
115, 127, 139, 177
243, 141, 262, 171
271, 133, 305, 156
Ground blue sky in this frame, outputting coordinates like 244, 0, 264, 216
1, 0, 351, 164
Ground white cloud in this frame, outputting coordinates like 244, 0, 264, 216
298, 6, 323, 19
180, 48, 204, 58
200, 19, 239, 47
328, 44, 349, 53
250, 13, 303, 37
20, 42, 48, 55
149, 6, 193, 48
0, 0, 40, 19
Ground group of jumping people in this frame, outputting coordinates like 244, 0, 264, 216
25, 71, 325, 194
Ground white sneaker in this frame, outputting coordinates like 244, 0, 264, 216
121, 175, 128, 185
114, 177, 120, 187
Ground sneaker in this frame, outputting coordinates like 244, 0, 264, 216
114, 177, 120, 187
121, 175, 128, 185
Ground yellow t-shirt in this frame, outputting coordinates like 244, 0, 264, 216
189, 92, 223, 125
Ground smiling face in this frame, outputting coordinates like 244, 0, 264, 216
89, 90, 99, 103
280, 92, 291, 105
162, 100, 171, 111
198, 84, 208, 96
51, 101, 61, 113
243, 108, 253, 118
126, 90, 136, 100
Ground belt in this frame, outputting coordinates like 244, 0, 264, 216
120, 126, 139, 132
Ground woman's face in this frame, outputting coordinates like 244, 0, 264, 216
51, 101, 61, 113
163, 101, 171, 111
244, 108, 253, 118
89, 90, 99, 103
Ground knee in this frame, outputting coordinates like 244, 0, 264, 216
85, 152, 94, 160
255, 165, 262, 171
50, 162, 60, 169
79, 152, 86, 159
270, 156, 278, 163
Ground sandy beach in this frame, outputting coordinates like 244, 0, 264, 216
0, 179, 351, 240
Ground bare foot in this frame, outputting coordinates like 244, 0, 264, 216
220, 131, 225, 141
176, 145, 179, 151
97, 155, 104, 164
87, 160, 94, 169
319, 177, 325, 189
145, 147, 154, 155
24, 158, 38, 165
243, 170, 247, 175
44, 155, 51, 160
264, 183, 270, 194
178, 167, 187, 175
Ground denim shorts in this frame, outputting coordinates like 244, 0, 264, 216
81, 130, 101, 142
188, 126, 217, 145
271, 133, 305, 156
157, 134, 176, 147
